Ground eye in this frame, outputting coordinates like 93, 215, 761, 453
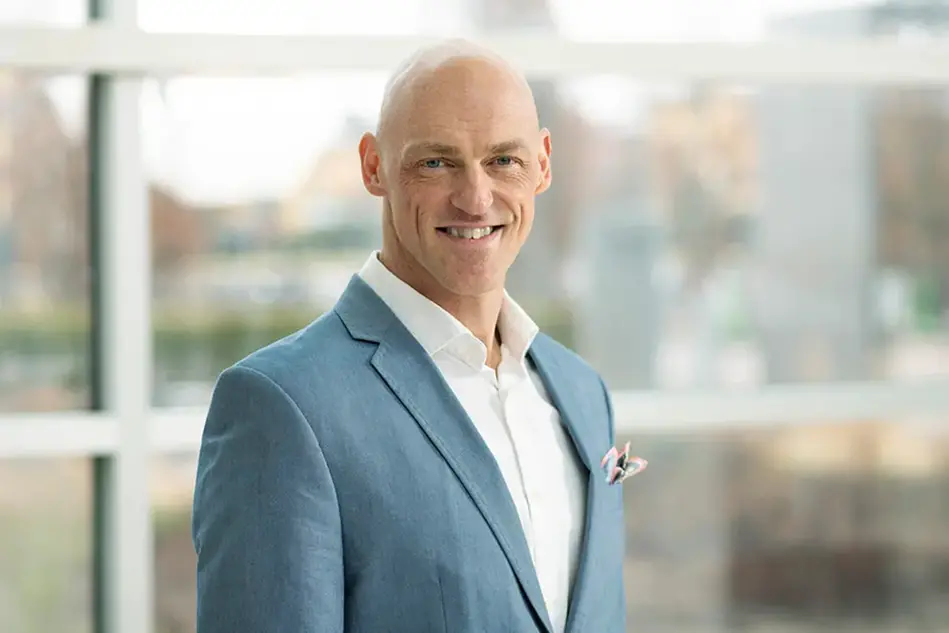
493, 155, 518, 167
420, 158, 445, 169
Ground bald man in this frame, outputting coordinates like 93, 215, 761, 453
192, 40, 627, 633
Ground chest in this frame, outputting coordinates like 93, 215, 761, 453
431, 355, 587, 530
314, 348, 624, 633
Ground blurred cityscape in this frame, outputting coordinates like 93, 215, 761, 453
1, 1, 949, 632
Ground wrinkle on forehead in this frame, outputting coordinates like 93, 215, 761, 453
376, 39, 539, 154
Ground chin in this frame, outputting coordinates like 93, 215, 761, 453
423, 252, 511, 297
439, 273, 504, 297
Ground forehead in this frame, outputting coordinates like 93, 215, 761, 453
391, 59, 537, 154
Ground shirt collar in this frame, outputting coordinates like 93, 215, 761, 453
357, 251, 539, 365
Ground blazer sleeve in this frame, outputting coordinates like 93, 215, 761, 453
192, 364, 344, 633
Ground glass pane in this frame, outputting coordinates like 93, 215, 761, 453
0, 458, 93, 633
0, 72, 90, 412
152, 453, 197, 633
146, 75, 949, 404
139, 0, 949, 41
0, 0, 85, 26
620, 419, 949, 631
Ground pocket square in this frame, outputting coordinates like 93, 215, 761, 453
600, 442, 647, 485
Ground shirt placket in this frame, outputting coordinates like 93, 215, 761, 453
497, 357, 546, 571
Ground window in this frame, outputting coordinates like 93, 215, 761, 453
0, 0, 85, 26
0, 458, 93, 633
4, 13, 949, 633
618, 418, 949, 630
0, 73, 89, 412
146, 74, 949, 405
145, 74, 386, 406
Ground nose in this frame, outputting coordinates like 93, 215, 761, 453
449, 166, 494, 216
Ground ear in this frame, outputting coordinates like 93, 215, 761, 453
359, 132, 387, 197
535, 128, 552, 195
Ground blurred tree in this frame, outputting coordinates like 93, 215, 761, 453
2, 72, 87, 306
1, 71, 207, 311
150, 185, 205, 285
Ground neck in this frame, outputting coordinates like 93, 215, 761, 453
437, 292, 505, 359
377, 249, 505, 364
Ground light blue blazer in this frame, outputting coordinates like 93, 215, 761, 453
191, 274, 627, 633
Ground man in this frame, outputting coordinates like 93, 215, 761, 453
191, 39, 627, 633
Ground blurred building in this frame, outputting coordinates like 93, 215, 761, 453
758, 0, 949, 383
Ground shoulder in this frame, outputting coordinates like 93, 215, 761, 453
530, 333, 615, 437
531, 332, 606, 391
214, 308, 369, 410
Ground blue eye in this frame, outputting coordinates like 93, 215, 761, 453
422, 158, 444, 169
494, 156, 515, 166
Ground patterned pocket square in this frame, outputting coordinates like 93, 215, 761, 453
600, 441, 647, 485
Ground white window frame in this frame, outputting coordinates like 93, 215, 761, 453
0, 27, 949, 83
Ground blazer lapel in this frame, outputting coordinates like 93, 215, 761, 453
528, 336, 605, 633
528, 337, 599, 472
335, 276, 553, 633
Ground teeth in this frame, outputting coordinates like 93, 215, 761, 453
445, 226, 495, 239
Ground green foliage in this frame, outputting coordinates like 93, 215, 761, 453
153, 307, 320, 378
913, 277, 945, 332
152, 504, 192, 538
0, 306, 89, 355
0, 302, 576, 385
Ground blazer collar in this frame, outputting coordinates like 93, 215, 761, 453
333, 273, 397, 345
354, 251, 541, 365
334, 275, 598, 476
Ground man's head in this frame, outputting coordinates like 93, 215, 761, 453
358, 39, 552, 303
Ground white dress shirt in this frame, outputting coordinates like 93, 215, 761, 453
358, 252, 587, 633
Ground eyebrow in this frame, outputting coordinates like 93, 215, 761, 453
401, 139, 532, 161
488, 139, 531, 155
401, 142, 458, 160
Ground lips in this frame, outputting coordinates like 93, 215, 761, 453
437, 226, 501, 240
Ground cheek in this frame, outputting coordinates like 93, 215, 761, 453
517, 204, 535, 237
385, 196, 419, 249
389, 186, 441, 242
498, 180, 536, 233
408, 186, 450, 224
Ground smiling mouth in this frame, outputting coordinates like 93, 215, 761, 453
437, 226, 502, 240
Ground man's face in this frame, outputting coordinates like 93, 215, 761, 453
360, 57, 551, 299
